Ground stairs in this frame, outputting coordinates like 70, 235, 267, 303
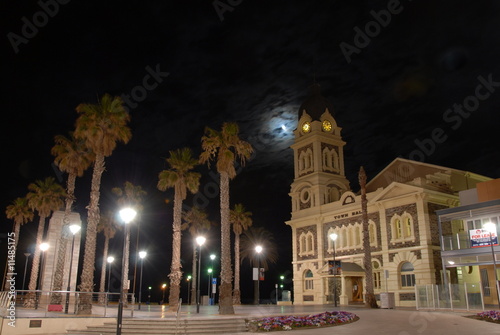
67, 318, 249, 334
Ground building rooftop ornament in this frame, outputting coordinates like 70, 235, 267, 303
298, 83, 335, 121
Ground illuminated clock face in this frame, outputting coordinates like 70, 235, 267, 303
322, 120, 332, 132
302, 122, 311, 133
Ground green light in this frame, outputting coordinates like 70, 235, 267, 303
280, 275, 284, 280
207, 268, 213, 273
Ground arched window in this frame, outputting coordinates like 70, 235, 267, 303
372, 260, 382, 290
369, 222, 377, 247
304, 270, 314, 290
395, 219, 402, 239
354, 225, 361, 247
299, 233, 307, 256
400, 262, 416, 287
341, 228, 347, 249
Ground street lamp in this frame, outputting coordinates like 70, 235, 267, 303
196, 236, 206, 313
329, 233, 338, 307
207, 268, 212, 305
147, 286, 152, 304
138, 251, 147, 310
162, 283, 167, 304
255, 245, 263, 305
484, 222, 500, 309
107, 256, 115, 293
22, 253, 31, 291
187, 275, 192, 305
65, 224, 81, 314
36, 242, 49, 310
210, 254, 216, 304
116, 207, 137, 335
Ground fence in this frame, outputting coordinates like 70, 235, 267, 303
0, 290, 136, 318
415, 283, 486, 311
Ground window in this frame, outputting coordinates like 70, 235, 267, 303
391, 213, 414, 242
395, 219, 403, 239
400, 262, 416, 287
481, 268, 490, 296
304, 270, 314, 290
405, 217, 412, 237
373, 261, 382, 290
299, 231, 315, 256
369, 222, 377, 247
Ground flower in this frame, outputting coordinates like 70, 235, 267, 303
247, 311, 358, 332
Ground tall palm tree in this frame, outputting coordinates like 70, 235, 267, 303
5, 197, 34, 254
5, 197, 34, 290
158, 148, 201, 312
50, 132, 93, 305
111, 181, 147, 305
97, 211, 119, 304
74, 94, 132, 314
25, 177, 65, 308
359, 166, 378, 308
200, 122, 253, 315
181, 206, 212, 305
230, 203, 252, 305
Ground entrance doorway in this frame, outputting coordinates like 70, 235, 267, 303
351, 277, 363, 302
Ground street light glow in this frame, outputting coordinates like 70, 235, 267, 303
40, 242, 49, 251
329, 233, 338, 241
139, 250, 147, 259
210, 254, 216, 260
107, 256, 115, 263
196, 236, 206, 246
119, 207, 137, 224
255, 245, 263, 253
69, 224, 81, 235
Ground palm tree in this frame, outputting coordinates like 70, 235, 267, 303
359, 166, 378, 308
158, 148, 201, 312
200, 122, 253, 315
111, 181, 147, 305
181, 206, 212, 305
25, 177, 65, 308
50, 132, 93, 305
74, 94, 132, 314
97, 211, 119, 304
5, 197, 34, 290
230, 203, 252, 305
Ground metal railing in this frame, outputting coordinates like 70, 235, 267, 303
1, 290, 136, 317
415, 283, 485, 311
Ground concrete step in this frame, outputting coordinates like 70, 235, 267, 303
67, 318, 248, 335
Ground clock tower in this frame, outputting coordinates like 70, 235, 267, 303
290, 83, 350, 216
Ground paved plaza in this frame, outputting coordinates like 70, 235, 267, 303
10, 303, 499, 335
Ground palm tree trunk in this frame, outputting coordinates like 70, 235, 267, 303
98, 236, 110, 304
219, 172, 234, 314
359, 167, 378, 308
78, 154, 105, 314
168, 189, 183, 312
24, 215, 46, 308
190, 243, 197, 305
232, 233, 241, 305
50, 173, 76, 305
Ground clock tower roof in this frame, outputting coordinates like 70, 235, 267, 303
298, 83, 335, 120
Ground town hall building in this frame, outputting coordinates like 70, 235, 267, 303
285, 84, 492, 307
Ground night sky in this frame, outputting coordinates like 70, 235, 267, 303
2, 0, 500, 302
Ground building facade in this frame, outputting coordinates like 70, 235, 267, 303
285, 85, 491, 307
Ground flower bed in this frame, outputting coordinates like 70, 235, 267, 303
246, 311, 359, 332
475, 310, 500, 323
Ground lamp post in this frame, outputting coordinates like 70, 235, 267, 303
36, 243, 49, 310
64, 224, 81, 314
207, 268, 212, 305
187, 275, 192, 305
116, 208, 137, 335
329, 233, 338, 307
210, 254, 216, 304
162, 283, 167, 304
106, 256, 114, 305
22, 253, 31, 291
147, 286, 152, 304
484, 222, 500, 309
279, 275, 285, 302
196, 236, 206, 313
138, 251, 147, 310
255, 245, 263, 305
